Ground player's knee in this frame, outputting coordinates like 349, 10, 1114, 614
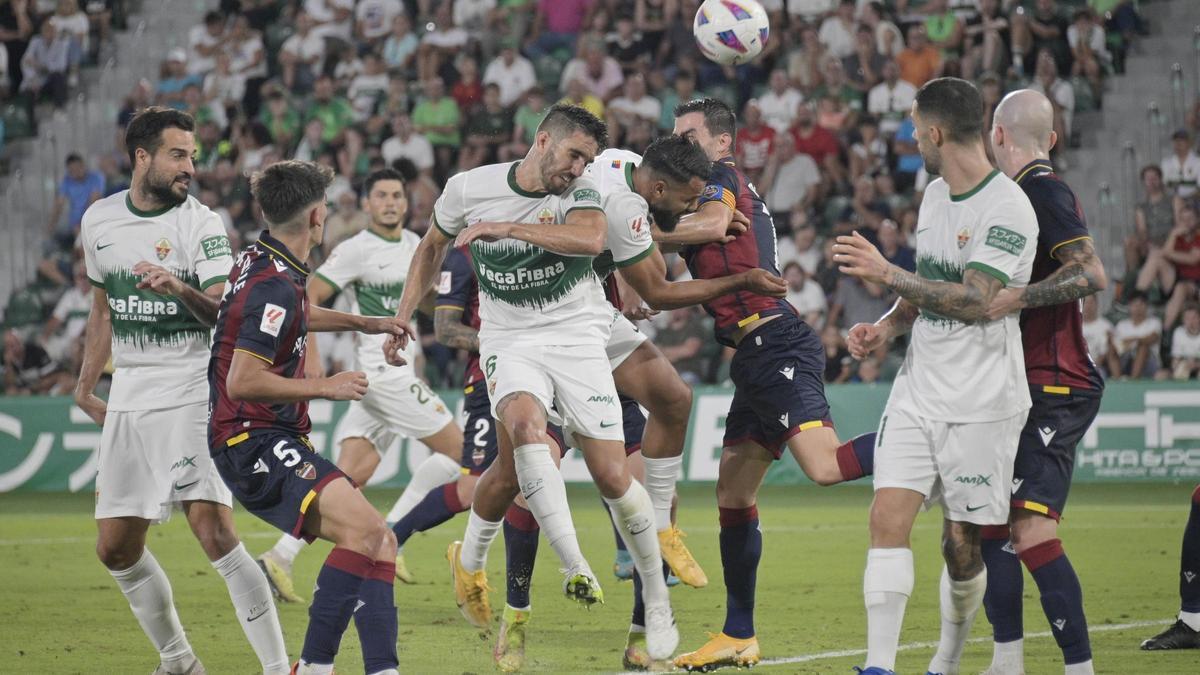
358, 518, 394, 560
941, 527, 984, 578
658, 382, 693, 427
508, 419, 545, 447
715, 478, 755, 509
590, 459, 630, 497
807, 460, 844, 487
375, 525, 398, 560
96, 537, 142, 571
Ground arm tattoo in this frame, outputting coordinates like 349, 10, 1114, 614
434, 309, 480, 352
1021, 238, 1105, 309
887, 267, 1004, 324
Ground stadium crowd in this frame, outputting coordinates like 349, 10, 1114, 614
7, 0, 1198, 399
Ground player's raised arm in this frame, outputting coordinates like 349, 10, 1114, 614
385, 216, 455, 364
455, 179, 607, 256
620, 246, 785, 310
226, 349, 367, 402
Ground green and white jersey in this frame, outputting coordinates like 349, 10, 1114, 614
81, 191, 233, 412
314, 228, 420, 372
584, 148, 656, 280
889, 170, 1037, 423
433, 161, 610, 346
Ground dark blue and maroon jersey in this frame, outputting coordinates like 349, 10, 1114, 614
437, 246, 485, 389
208, 231, 312, 448
683, 156, 793, 347
1014, 160, 1104, 392
603, 274, 624, 311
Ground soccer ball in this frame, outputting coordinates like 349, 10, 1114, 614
693, 0, 770, 66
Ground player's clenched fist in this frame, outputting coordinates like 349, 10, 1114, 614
325, 371, 369, 400
74, 391, 108, 426
847, 322, 887, 360
740, 268, 788, 297
382, 330, 411, 367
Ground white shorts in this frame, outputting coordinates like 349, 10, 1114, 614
873, 405, 1028, 525
95, 402, 232, 523
607, 312, 648, 369
480, 341, 624, 443
333, 367, 455, 450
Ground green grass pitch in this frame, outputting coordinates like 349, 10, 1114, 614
1, 482, 1196, 673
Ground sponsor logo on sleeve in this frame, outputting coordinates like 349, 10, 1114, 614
201, 235, 233, 260
571, 188, 600, 204
627, 214, 646, 236
984, 226, 1027, 255
438, 270, 453, 294
260, 303, 287, 337
702, 184, 721, 200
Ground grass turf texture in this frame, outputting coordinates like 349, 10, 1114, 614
0, 482, 1195, 674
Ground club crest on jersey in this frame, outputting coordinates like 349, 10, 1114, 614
956, 227, 971, 249
538, 208, 555, 225
155, 238, 172, 260
295, 462, 317, 480
472, 447, 486, 466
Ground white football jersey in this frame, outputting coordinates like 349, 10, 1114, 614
585, 148, 656, 280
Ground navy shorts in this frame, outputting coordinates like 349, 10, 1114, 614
460, 383, 567, 475
211, 431, 346, 542
724, 313, 832, 459
1011, 386, 1102, 520
620, 393, 647, 456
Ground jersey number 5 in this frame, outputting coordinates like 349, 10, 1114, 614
272, 440, 301, 468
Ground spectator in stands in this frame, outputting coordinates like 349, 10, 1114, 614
459, 83, 514, 169
897, 24, 942, 88
656, 69, 696, 131
961, 0, 1009, 80
3, 328, 62, 395
607, 73, 660, 145
1028, 48, 1074, 155
560, 38, 624, 101
381, 113, 434, 179
763, 134, 821, 230
279, 10, 325, 94
292, 117, 326, 162
307, 74, 356, 144
1162, 129, 1200, 198
525, 0, 590, 60
203, 52, 246, 118
560, 76, 605, 120
1, 0, 33, 93
822, 323, 854, 383
877, 218, 915, 272
819, 0, 857, 59
783, 261, 827, 329
39, 260, 89, 367
305, 0, 354, 43
867, 59, 915, 137
778, 222, 822, 275
454, 0, 501, 42
381, 13, 418, 75
411, 76, 462, 176
785, 22, 827, 93
758, 68, 803, 135
1080, 294, 1114, 376
830, 273, 892, 333
227, 14, 267, 114
923, 0, 963, 60
505, 85, 547, 158
451, 55, 484, 113
44, 152, 102, 250
1013, 0, 1071, 77
187, 10, 225, 76
417, 4, 468, 81
323, 185, 370, 254
483, 42, 536, 108
20, 19, 69, 106
155, 48, 201, 107
812, 55, 863, 120
1111, 292, 1161, 378
892, 112, 923, 192
355, 0, 403, 49
791, 101, 844, 187
655, 306, 709, 385
1125, 164, 1175, 279
843, 25, 885, 97
735, 99, 775, 185
861, 1, 902, 59
607, 15, 650, 74
1169, 304, 1200, 380
1161, 204, 1200, 332
49, 0, 87, 70
1068, 8, 1108, 103
849, 115, 887, 180
852, 356, 882, 384
257, 89, 301, 154
348, 52, 390, 119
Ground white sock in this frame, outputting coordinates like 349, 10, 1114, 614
109, 548, 195, 672
989, 638, 1024, 671
514, 443, 585, 570
297, 662, 334, 675
385, 452, 461, 524
268, 534, 306, 564
642, 455, 682, 531
863, 547, 914, 671
604, 480, 669, 607
460, 509, 502, 573
927, 565, 987, 675
1065, 661, 1094, 675
213, 543, 289, 674
1181, 610, 1200, 632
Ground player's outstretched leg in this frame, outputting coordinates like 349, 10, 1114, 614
980, 524, 1026, 674
495, 503, 539, 672
185, 501, 289, 674
98, 518, 205, 674
385, 424, 464, 578
926, 521, 988, 675
1142, 484, 1200, 651
392, 478, 472, 551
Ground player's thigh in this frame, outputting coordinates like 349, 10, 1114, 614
869, 488, 926, 548
333, 401, 389, 470
305, 476, 391, 556
419, 419, 465, 460
544, 343, 625, 446
938, 411, 1028, 527
1009, 508, 1059, 553
181, 499, 239, 560
483, 344, 554, 441
461, 387, 501, 476
787, 425, 844, 486
716, 442, 774, 509
337, 436, 382, 487
360, 368, 457, 450
575, 434, 633, 498
872, 407, 938, 496
1012, 391, 1099, 522
612, 337, 692, 424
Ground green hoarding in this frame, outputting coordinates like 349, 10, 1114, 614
1, 382, 1198, 493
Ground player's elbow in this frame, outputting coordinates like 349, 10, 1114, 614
226, 372, 257, 403
579, 230, 606, 256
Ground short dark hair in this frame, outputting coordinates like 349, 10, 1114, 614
914, 77, 984, 145
674, 97, 738, 144
124, 106, 196, 165
782, 260, 803, 275
364, 168, 406, 195
640, 134, 712, 185
250, 160, 335, 229
66, 153, 83, 164
536, 103, 609, 149
1127, 290, 1148, 303
204, 11, 223, 25
1141, 164, 1163, 180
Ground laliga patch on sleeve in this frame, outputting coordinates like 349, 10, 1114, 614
201, 235, 232, 260
260, 303, 287, 337
627, 213, 648, 238
438, 270, 453, 294
984, 226, 1028, 256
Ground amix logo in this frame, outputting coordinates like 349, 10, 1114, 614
171, 455, 198, 471
587, 394, 615, 404
953, 474, 992, 487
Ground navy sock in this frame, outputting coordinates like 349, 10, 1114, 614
301, 547, 371, 665
504, 504, 539, 609
392, 482, 466, 547
835, 432, 876, 480
353, 560, 398, 673
1021, 538, 1091, 665
719, 505, 761, 639
1181, 486, 1200, 613
982, 524, 1024, 643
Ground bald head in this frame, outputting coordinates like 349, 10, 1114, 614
994, 89, 1055, 153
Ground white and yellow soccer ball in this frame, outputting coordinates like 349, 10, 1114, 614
693, 0, 770, 66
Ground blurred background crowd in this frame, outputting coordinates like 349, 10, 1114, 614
3, 0, 1199, 399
